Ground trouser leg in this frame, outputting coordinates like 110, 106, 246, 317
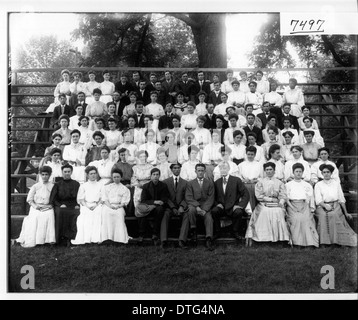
160, 208, 171, 242
203, 211, 213, 239
211, 206, 225, 234
179, 207, 196, 241
232, 208, 244, 233
153, 205, 165, 238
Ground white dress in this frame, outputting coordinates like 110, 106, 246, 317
71, 181, 103, 245
62, 143, 87, 183
245, 92, 263, 115
228, 91, 246, 106
101, 183, 131, 243
85, 81, 101, 104
16, 181, 56, 247
264, 91, 283, 107
311, 160, 339, 184
284, 157, 311, 182
89, 159, 116, 186
54, 81, 71, 105
99, 81, 115, 104
180, 160, 200, 181
282, 88, 305, 117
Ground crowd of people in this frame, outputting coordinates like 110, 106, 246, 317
16, 69, 357, 250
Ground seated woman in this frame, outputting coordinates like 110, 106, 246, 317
311, 147, 339, 185
255, 70, 270, 95
214, 114, 227, 145
138, 129, 161, 165
238, 71, 250, 93
69, 71, 86, 107
131, 150, 153, 209
85, 131, 105, 166
101, 168, 131, 244
84, 70, 100, 105
69, 104, 84, 130
122, 91, 138, 120
231, 130, 246, 165
106, 117, 122, 161
115, 129, 138, 165
178, 132, 199, 164
300, 130, 323, 165
245, 162, 289, 245
62, 129, 87, 183
155, 148, 172, 181
99, 69, 115, 104
85, 88, 108, 130
262, 126, 283, 160
224, 114, 247, 146
78, 115, 94, 150
173, 91, 188, 117
53, 115, 72, 146
298, 105, 319, 131
245, 132, 265, 163
227, 80, 246, 109
281, 131, 295, 162
280, 116, 299, 145
266, 144, 285, 181
54, 69, 71, 105
92, 117, 107, 145
71, 166, 103, 245
238, 146, 263, 211
262, 115, 282, 143
180, 101, 198, 130
88, 146, 115, 187
180, 145, 201, 181
263, 80, 283, 108
127, 115, 145, 147
202, 129, 224, 179
314, 164, 357, 247
44, 133, 64, 158
286, 163, 319, 247
244, 81, 263, 115
163, 131, 179, 163
50, 163, 80, 246
43, 148, 64, 183
103, 102, 120, 130
171, 114, 186, 146
282, 78, 305, 118
16, 166, 56, 248
299, 117, 324, 147
141, 115, 162, 144
195, 91, 208, 116
284, 145, 311, 182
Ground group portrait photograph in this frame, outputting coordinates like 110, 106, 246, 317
4, 0, 358, 301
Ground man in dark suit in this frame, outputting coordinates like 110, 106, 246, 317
190, 71, 211, 103
115, 73, 134, 107
162, 163, 188, 249
106, 91, 122, 117
154, 80, 170, 107
175, 72, 193, 103
70, 91, 88, 116
180, 163, 215, 250
136, 80, 151, 106
208, 81, 223, 106
203, 103, 217, 130
134, 101, 146, 128
278, 103, 299, 131
52, 93, 72, 129
136, 168, 170, 245
212, 161, 250, 239
256, 101, 272, 129
243, 113, 264, 146
158, 103, 175, 131
146, 72, 157, 92
161, 71, 177, 105
131, 71, 141, 90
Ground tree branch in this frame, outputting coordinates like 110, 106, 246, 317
135, 14, 152, 67
167, 13, 200, 29
321, 35, 350, 67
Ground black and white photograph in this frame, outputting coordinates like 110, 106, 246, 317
3, 0, 358, 301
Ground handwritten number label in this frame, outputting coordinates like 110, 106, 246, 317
290, 19, 325, 34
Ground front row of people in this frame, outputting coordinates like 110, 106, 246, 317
16, 161, 357, 249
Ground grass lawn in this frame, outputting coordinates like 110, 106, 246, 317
9, 242, 357, 294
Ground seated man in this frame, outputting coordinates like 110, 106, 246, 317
180, 164, 215, 250
212, 161, 250, 239
162, 163, 188, 249
49, 163, 80, 246
52, 93, 72, 129
136, 168, 169, 245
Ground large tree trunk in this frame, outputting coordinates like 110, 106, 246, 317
170, 13, 227, 68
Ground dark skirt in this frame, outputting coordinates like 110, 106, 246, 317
54, 206, 80, 243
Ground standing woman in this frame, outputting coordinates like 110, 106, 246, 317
71, 166, 103, 245
314, 164, 357, 247
69, 71, 86, 107
100, 69, 115, 104
54, 69, 71, 106
84, 70, 100, 105
286, 163, 319, 247
245, 162, 290, 245
16, 166, 56, 247
131, 150, 154, 209
101, 168, 131, 244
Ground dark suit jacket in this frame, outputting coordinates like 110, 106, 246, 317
70, 102, 87, 117
162, 80, 177, 104
203, 113, 217, 130
140, 181, 169, 205
243, 125, 264, 146
130, 80, 141, 91
157, 89, 170, 107
185, 178, 215, 212
208, 90, 223, 106
114, 81, 134, 106
191, 80, 211, 103
163, 176, 188, 210
214, 175, 250, 214
256, 112, 271, 129
278, 113, 299, 131
175, 80, 193, 100
107, 100, 122, 117
158, 113, 175, 131
52, 105, 71, 123
136, 88, 151, 106
134, 113, 145, 128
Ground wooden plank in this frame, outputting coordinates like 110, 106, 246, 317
11, 104, 49, 108
11, 128, 54, 131
11, 141, 51, 145
11, 93, 54, 97
12, 115, 52, 119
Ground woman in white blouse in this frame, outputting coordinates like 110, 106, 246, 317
284, 145, 311, 182
181, 102, 198, 130
282, 78, 304, 118
88, 146, 115, 187
255, 70, 270, 95
227, 80, 246, 109
71, 166, 103, 245
85, 70, 100, 105
99, 69, 115, 104
245, 81, 263, 115
101, 168, 131, 244
54, 69, 71, 105
16, 166, 56, 247
314, 164, 357, 247
286, 163, 319, 247
298, 105, 319, 131
263, 80, 283, 107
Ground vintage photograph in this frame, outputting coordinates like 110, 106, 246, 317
7, 2, 358, 297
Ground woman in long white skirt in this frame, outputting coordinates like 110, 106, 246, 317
17, 166, 56, 247
101, 168, 131, 243
246, 162, 290, 244
72, 166, 103, 245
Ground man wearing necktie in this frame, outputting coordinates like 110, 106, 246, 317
52, 93, 71, 129
278, 103, 299, 131
212, 161, 250, 240
243, 113, 264, 146
162, 163, 188, 249
182, 163, 215, 250
191, 71, 211, 103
